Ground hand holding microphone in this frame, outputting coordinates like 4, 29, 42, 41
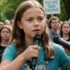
31, 34, 42, 70
24, 34, 41, 70
23, 44, 40, 61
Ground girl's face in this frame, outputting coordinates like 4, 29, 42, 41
18, 7, 46, 38
62, 23, 70, 34
1, 28, 11, 41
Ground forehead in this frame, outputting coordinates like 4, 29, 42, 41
22, 7, 44, 17
51, 19, 58, 22
1, 27, 10, 32
63, 23, 70, 26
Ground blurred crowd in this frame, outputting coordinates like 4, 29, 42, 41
0, 16, 70, 63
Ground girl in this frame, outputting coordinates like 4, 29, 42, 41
0, 0, 70, 70
60, 21, 70, 55
60, 21, 70, 41
0, 26, 11, 62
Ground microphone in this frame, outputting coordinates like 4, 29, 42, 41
33, 34, 42, 46
53, 36, 70, 49
32, 34, 42, 70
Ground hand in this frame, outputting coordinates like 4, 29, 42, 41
23, 45, 41, 61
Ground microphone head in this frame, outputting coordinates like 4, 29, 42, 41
33, 35, 41, 42
53, 36, 70, 48
33, 34, 42, 45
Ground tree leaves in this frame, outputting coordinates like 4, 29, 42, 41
0, 0, 69, 21
0, 0, 23, 21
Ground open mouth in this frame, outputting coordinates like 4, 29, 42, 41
33, 29, 40, 32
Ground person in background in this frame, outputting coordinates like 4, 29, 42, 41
0, 0, 70, 70
58, 21, 63, 33
48, 16, 60, 42
0, 22, 4, 29
68, 19, 70, 32
10, 19, 14, 29
60, 21, 70, 55
0, 26, 12, 63
4, 19, 10, 25
4, 19, 13, 31
60, 21, 70, 41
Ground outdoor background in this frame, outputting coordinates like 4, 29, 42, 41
0, 0, 70, 21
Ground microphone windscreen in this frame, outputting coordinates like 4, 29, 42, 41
53, 36, 70, 49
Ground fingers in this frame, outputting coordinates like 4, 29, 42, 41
32, 45, 41, 50
30, 45, 41, 54
30, 45, 41, 57
23, 45, 41, 61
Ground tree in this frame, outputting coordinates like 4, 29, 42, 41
64, 0, 70, 19
0, 0, 69, 21
57, 0, 68, 21
0, 0, 24, 21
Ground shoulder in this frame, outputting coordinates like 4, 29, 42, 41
51, 42, 70, 65
2, 43, 17, 61
51, 42, 64, 52
4, 43, 17, 54
50, 42, 67, 58
7, 44, 17, 51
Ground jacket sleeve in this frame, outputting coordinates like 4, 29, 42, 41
2, 44, 17, 61
55, 44, 70, 70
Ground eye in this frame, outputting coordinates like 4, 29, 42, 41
37, 16, 44, 21
27, 17, 33, 22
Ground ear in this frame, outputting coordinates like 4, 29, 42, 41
17, 21, 23, 29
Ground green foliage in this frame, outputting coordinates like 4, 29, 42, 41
57, 0, 68, 21
0, 0, 69, 21
0, 0, 24, 21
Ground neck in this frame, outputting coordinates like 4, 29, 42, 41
51, 28, 59, 34
1, 39, 9, 46
25, 36, 33, 46
63, 33, 69, 40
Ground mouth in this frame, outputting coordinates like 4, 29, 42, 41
32, 29, 40, 32
32, 29, 42, 36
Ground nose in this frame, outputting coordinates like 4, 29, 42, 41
33, 20, 39, 27
4, 32, 8, 35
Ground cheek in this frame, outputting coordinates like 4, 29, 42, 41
62, 28, 68, 32
1, 32, 4, 36
7, 33, 11, 37
22, 25, 31, 34
62, 28, 65, 31
23, 24, 30, 29
51, 23, 54, 27
21, 20, 30, 29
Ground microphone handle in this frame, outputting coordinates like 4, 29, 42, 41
32, 58, 37, 70
32, 40, 40, 70
32, 35, 42, 70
